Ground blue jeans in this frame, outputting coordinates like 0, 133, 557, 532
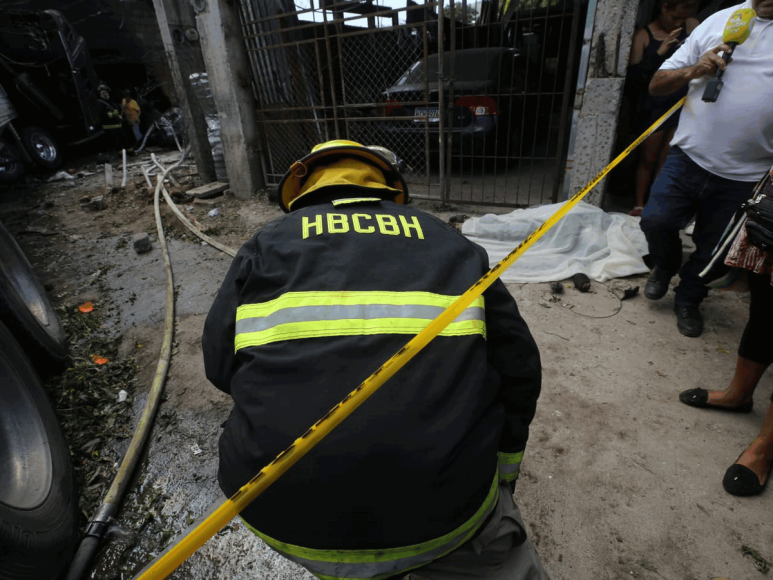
640, 147, 756, 307
130, 123, 142, 143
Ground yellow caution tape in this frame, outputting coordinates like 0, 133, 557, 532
133, 97, 686, 580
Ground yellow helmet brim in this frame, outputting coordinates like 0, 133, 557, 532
277, 140, 408, 212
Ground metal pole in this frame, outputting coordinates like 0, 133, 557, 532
437, 0, 446, 202
423, 19, 431, 196
561, 0, 598, 201
552, 0, 583, 202
445, 0, 456, 204
322, 6, 341, 139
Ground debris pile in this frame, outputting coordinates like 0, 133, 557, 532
47, 302, 138, 530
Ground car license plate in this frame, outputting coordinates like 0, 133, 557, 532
414, 108, 440, 122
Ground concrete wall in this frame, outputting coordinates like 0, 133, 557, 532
195, 0, 264, 200
152, 0, 217, 182
566, 0, 639, 206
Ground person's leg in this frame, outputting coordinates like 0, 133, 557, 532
705, 355, 768, 407
413, 485, 550, 580
654, 126, 677, 179
121, 123, 135, 151
673, 174, 756, 309
640, 147, 705, 299
107, 127, 123, 152
679, 272, 773, 409
631, 131, 667, 214
132, 122, 142, 143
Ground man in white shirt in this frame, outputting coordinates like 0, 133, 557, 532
639, 0, 773, 337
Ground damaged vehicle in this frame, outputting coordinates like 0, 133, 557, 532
378, 47, 530, 164
0, 9, 102, 182
0, 216, 76, 580
0, 220, 76, 580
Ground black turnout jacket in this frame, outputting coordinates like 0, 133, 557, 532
202, 194, 541, 551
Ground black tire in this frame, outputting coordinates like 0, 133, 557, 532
0, 220, 68, 366
0, 321, 79, 580
0, 141, 25, 183
19, 126, 62, 170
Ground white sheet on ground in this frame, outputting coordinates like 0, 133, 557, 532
461, 201, 649, 283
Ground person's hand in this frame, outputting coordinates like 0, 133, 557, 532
656, 27, 683, 56
689, 44, 732, 79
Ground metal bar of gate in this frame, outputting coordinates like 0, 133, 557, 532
239, 0, 275, 183
553, 0, 582, 202
438, 0, 447, 203
334, 12, 351, 141
313, 30, 331, 143
423, 18, 431, 196
527, 4, 553, 206
541, 4, 569, 205
444, 0, 456, 204
322, 7, 341, 140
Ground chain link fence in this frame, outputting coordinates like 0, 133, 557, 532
237, 0, 583, 206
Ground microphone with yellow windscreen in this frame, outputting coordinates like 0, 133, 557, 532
702, 8, 756, 102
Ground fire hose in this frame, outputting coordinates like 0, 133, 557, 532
64, 150, 187, 580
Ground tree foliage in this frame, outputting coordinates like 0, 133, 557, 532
443, 2, 480, 24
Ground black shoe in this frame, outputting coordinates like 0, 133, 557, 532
723, 463, 768, 496
674, 304, 703, 337
644, 268, 672, 300
678, 388, 753, 413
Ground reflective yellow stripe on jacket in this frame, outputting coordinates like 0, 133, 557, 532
497, 451, 523, 483
241, 472, 500, 580
235, 291, 486, 351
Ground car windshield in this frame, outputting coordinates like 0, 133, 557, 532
393, 50, 504, 87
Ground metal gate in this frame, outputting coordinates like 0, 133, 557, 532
237, 0, 584, 207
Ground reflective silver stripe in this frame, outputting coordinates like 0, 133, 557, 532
498, 463, 521, 475
498, 451, 522, 482
235, 304, 485, 335
235, 292, 486, 349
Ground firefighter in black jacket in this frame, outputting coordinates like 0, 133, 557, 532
203, 140, 549, 580
96, 84, 124, 152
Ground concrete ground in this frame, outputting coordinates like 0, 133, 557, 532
2, 148, 771, 580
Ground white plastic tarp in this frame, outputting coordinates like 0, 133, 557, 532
461, 201, 650, 283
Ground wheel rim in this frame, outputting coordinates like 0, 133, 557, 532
0, 351, 53, 509
0, 226, 52, 329
0, 162, 22, 174
29, 131, 58, 163
0, 150, 22, 174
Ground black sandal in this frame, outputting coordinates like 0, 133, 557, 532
678, 388, 753, 413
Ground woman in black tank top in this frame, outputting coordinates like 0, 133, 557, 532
626, 0, 700, 216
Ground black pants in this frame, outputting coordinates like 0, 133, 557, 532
103, 126, 126, 151
738, 272, 773, 373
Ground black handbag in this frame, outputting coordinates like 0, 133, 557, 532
700, 168, 773, 287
